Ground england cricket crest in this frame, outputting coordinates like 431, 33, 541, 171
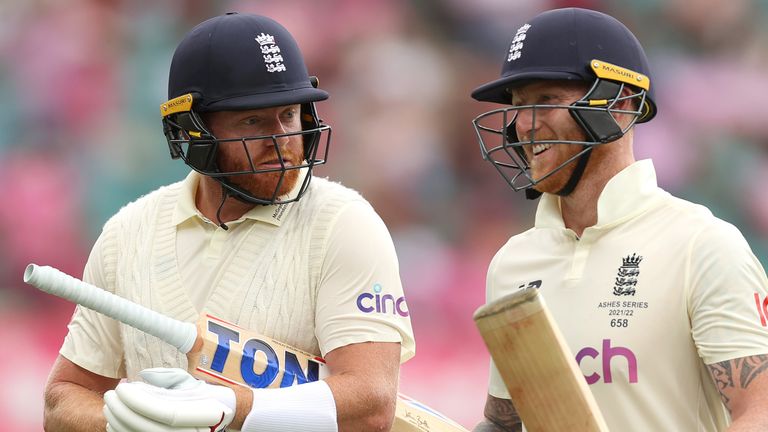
255, 32, 287, 73
613, 253, 643, 296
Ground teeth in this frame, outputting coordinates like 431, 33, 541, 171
532, 144, 552, 155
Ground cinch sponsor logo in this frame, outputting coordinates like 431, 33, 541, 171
755, 293, 768, 327
576, 339, 638, 384
356, 283, 409, 317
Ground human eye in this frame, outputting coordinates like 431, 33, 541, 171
241, 116, 261, 126
538, 94, 555, 104
280, 107, 301, 130
281, 107, 299, 120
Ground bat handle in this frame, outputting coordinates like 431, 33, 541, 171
23, 264, 197, 354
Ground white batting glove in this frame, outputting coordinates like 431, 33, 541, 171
104, 368, 236, 432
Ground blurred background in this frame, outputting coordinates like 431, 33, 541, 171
2, 0, 768, 429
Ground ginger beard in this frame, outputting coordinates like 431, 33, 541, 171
217, 136, 304, 200
521, 113, 589, 195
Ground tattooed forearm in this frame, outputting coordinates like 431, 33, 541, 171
708, 355, 768, 414
474, 394, 522, 432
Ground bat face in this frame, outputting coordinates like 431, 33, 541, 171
394, 393, 469, 432
189, 315, 328, 388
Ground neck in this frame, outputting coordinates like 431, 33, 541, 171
196, 176, 255, 224
559, 136, 635, 237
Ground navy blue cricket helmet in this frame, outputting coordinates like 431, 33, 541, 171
160, 12, 331, 206
471, 8, 656, 199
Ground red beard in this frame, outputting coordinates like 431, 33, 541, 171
218, 142, 303, 201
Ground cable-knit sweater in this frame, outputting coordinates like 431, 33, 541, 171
61, 175, 414, 380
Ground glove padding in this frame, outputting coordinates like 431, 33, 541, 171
104, 368, 236, 432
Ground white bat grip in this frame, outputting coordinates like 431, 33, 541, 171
24, 264, 197, 354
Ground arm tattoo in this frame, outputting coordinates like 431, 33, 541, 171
708, 360, 734, 409
739, 355, 768, 388
708, 354, 768, 414
474, 394, 522, 432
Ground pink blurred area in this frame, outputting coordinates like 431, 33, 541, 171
1, 0, 767, 430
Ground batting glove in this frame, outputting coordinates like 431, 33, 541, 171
104, 368, 236, 432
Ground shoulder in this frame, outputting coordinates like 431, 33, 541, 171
648, 194, 759, 273
298, 176, 372, 219
659, 193, 748, 247
299, 177, 392, 251
102, 180, 184, 232
493, 227, 544, 256
306, 176, 367, 203
487, 228, 538, 275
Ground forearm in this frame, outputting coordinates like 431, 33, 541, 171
230, 342, 400, 432
474, 418, 522, 432
325, 372, 397, 432
230, 384, 254, 430
475, 394, 522, 432
232, 373, 396, 432
44, 382, 107, 432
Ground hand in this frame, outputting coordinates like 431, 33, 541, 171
104, 368, 236, 432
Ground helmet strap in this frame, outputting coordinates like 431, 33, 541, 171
525, 188, 543, 200
555, 146, 592, 196
212, 178, 276, 229
524, 145, 593, 200
215, 184, 230, 231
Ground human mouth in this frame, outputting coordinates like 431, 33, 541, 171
532, 143, 552, 156
257, 158, 293, 169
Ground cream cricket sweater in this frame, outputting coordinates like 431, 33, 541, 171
62, 174, 414, 380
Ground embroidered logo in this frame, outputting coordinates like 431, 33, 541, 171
255, 33, 286, 73
507, 23, 531, 62
613, 253, 642, 296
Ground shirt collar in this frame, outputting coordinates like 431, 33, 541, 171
171, 168, 308, 227
534, 159, 661, 229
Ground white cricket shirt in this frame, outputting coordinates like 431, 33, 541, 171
486, 160, 768, 431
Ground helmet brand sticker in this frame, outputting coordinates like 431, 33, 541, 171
590, 60, 649, 90
507, 24, 531, 62
255, 33, 287, 73
159, 93, 193, 117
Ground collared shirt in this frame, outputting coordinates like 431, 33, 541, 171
486, 160, 768, 431
172, 170, 304, 310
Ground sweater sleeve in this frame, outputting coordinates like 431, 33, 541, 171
313, 200, 415, 362
59, 218, 126, 378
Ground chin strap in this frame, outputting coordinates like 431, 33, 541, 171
525, 189, 543, 200
215, 185, 229, 231
525, 146, 593, 200
556, 146, 592, 196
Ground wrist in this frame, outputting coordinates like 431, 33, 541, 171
230, 384, 255, 430
240, 380, 337, 432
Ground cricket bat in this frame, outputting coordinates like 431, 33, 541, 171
24, 263, 467, 432
473, 287, 609, 432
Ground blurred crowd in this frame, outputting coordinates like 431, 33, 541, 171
1, 0, 767, 429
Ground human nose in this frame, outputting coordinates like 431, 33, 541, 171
261, 116, 288, 135
513, 106, 537, 141
262, 117, 292, 146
